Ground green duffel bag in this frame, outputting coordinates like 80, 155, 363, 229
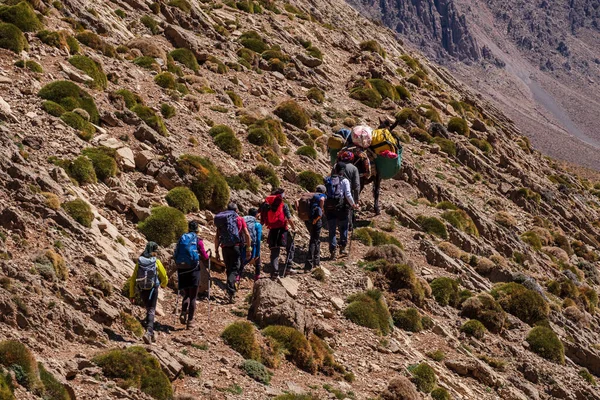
375, 147, 403, 179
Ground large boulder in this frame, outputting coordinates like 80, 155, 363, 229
248, 279, 313, 335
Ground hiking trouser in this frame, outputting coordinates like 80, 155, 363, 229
241, 243, 261, 277
327, 212, 349, 252
222, 245, 241, 295
181, 285, 199, 322
304, 220, 322, 270
268, 229, 292, 272
140, 288, 158, 335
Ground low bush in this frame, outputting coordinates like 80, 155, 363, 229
94, 346, 173, 399
0, 23, 28, 53
470, 138, 492, 154
208, 125, 233, 138
430, 277, 459, 307
447, 117, 469, 136
417, 216, 448, 239
165, 187, 199, 214
41, 192, 60, 210
460, 293, 505, 333
410, 362, 436, 393
169, 48, 198, 71
179, 155, 230, 212
168, 0, 191, 12
296, 170, 323, 192
160, 103, 176, 119
138, 206, 187, 246
354, 228, 402, 248
131, 105, 168, 136
410, 127, 432, 143
81, 147, 118, 181
242, 359, 271, 385
395, 85, 411, 100
521, 231, 542, 250
140, 15, 159, 34
120, 312, 144, 338
248, 126, 273, 146
240, 31, 268, 53
359, 40, 385, 57
133, 56, 159, 70
368, 261, 426, 305
296, 145, 317, 160
460, 319, 486, 339
214, 131, 242, 159
221, 321, 261, 360
61, 111, 96, 140
494, 211, 516, 228
526, 326, 564, 364
0, 2, 42, 32
431, 387, 451, 400
436, 201, 458, 210
364, 244, 405, 264
89, 271, 112, 296
38, 363, 69, 400
441, 210, 478, 237
395, 108, 425, 129
262, 325, 314, 372
578, 368, 596, 385
491, 282, 549, 325
247, 117, 286, 146
15, 59, 42, 72
154, 72, 177, 90
226, 172, 260, 194
306, 87, 324, 104
382, 377, 418, 400
75, 31, 115, 57
39, 80, 99, 123
433, 137, 456, 156
407, 74, 422, 87
64, 155, 97, 185
368, 78, 399, 101
114, 89, 143, 109
274, 100, 310, 130
63, 198, 94, 227
349, 84, 382, 108
41, 100, 65, 117
254, 164, 280, 188
343, 290, 391, 335
226, 91, 243, 108
0, 340, 38, 390
393, 307, 423, 332
43, 249, 68, 280
68, 55, 107, 90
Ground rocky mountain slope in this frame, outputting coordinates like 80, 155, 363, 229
0, 0, 600, 399
346, 0, 600, 171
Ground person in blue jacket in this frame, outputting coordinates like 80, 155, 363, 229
241, 208, 263, 281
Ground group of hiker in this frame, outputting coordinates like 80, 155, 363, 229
129, 123, 403, 343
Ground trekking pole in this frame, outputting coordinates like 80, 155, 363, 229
348, 209, 354, 256
282, 232, 295, 278
207, 249, 212, 324
173, 282, 180, 325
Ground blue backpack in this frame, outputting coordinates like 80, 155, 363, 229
244, 216, 259, 244
174, 232, 199, 266
214, 210, 242, 247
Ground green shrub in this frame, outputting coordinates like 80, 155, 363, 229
154, 72, 177, 90
349, 80, 382, 108
168, 0, 191, 13
296, 146, 317, 160
431, 387, 451, 400
165, 187, 199, 214
359, 40, 385, 57
0, 371, 12, 399
411, 362, 436, 393
296, 170, 322, 192
526, 326, 564, 364
131, 105, 168, 136
490, 282, 549, 325
207, 124, 231, 137
407, 74, 422, 87
441, 210, 478, 237
160, 103, 176, 119
395, 108, 424, 129
248, 127, 273, 146
242, 359, 271, 384
60, 112, 96, 140
353, 228, 402, 248
0, 23, 27, 53
66, 35, 79, 54
306, 87, 324, 104
115, 89, 143, 109
0, 2, 42, 32
94, 346, 172, 400
393, 307, 422, 332
470, 138, 492, 154
0, 340, 38, 390
38, 80, 99, 123
460, 293, 505, 333
521, 230, 542, 250
65, 155, 97, 185
240, 31, 268, 52
89, 271, 112, 296
41, 100, 65, 117
433, 137, 456, 156
133, 56, 158, 70
63, 198, 94, 227
401, 55, 420, 70
14, 59, 42, 72
140, 15, 159, 34
248, 117, 286, 145
368, 78, 399, 101
447, 117, 469, 136
274, 100, 310, 129
578, 368, 596, 385
179, 155, 230, 212
226, 172, 260, 194
81, 147, 118, 181
344, 290, 391, 335
221, 321, 261, 360
214, 131, 242, 159
226, 91, 244, 108
417, 216, 448, 239
395, 85, 411, 100
430, 277, 459, 307
421, 105, 441, 122
460, 319, 486, 339
75, 31, 115, 57
138, 206, 187, 246
410, 128, 432, 143
120, 312, 144, 338
306, 45, 322, 60
254, 164, 280, 188
114, 9, 126, 18
274, 395, 319, 400
68, 55, 107, 90
169, 48, 198, 71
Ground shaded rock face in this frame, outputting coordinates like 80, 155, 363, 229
346, 0, 480, 60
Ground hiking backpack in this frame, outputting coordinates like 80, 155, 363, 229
261, 195, 286, 229
298, 193, 324, 221
324, 175, 345, 212
136, 256, 158, 291
244, 215, 259, 244
214, 210, 242, 246
174, 232, 199, 266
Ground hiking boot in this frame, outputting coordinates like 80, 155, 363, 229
270, 271, 278, 280
186, 320, 195, 330
228, 292, 236, 304
340, 247, 348, 256
151, 332, 156, 343
179, 313, 187, 325
142, 331, 152, 344
374, 206, 381, 215
330, 248, 337, 260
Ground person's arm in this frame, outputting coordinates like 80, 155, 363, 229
197, 238, 209, 261
256, 223, 263, 243
352, 168, 360, 193
342, 179, 356, 208
214, 230, 221, 260
129, 263, 138, 299
284, 204, 296, 230
156, 259, 168, 288
243, 225, 251, 251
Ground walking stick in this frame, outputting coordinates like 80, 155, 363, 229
282, 232, 296, 278
348, 208, 354, 256
207, 249, 212, 324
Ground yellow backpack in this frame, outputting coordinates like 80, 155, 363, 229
370, 129, 398, 155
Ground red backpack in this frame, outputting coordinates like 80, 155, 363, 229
261, 195, 286, 229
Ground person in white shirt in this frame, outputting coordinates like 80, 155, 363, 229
325, 162, 358, 258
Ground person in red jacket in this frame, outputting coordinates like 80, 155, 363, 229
260, 188, 296, 278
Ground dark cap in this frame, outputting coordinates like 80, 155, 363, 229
188, 220, 199, 232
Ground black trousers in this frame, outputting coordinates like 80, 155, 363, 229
181, 285, 199, 322
304, 220, 322, 270
222, 245, 241, 295
140, 288, 158, 334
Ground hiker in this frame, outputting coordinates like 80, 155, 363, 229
304, 185, 326, 271
260, 188, 296, 278
241, 208, 263, 281
325, 163, 358, 258
214, 202, 251, 303
336, 150, 361, 206
129, 241, 168, 344
174, 221, 209, 329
